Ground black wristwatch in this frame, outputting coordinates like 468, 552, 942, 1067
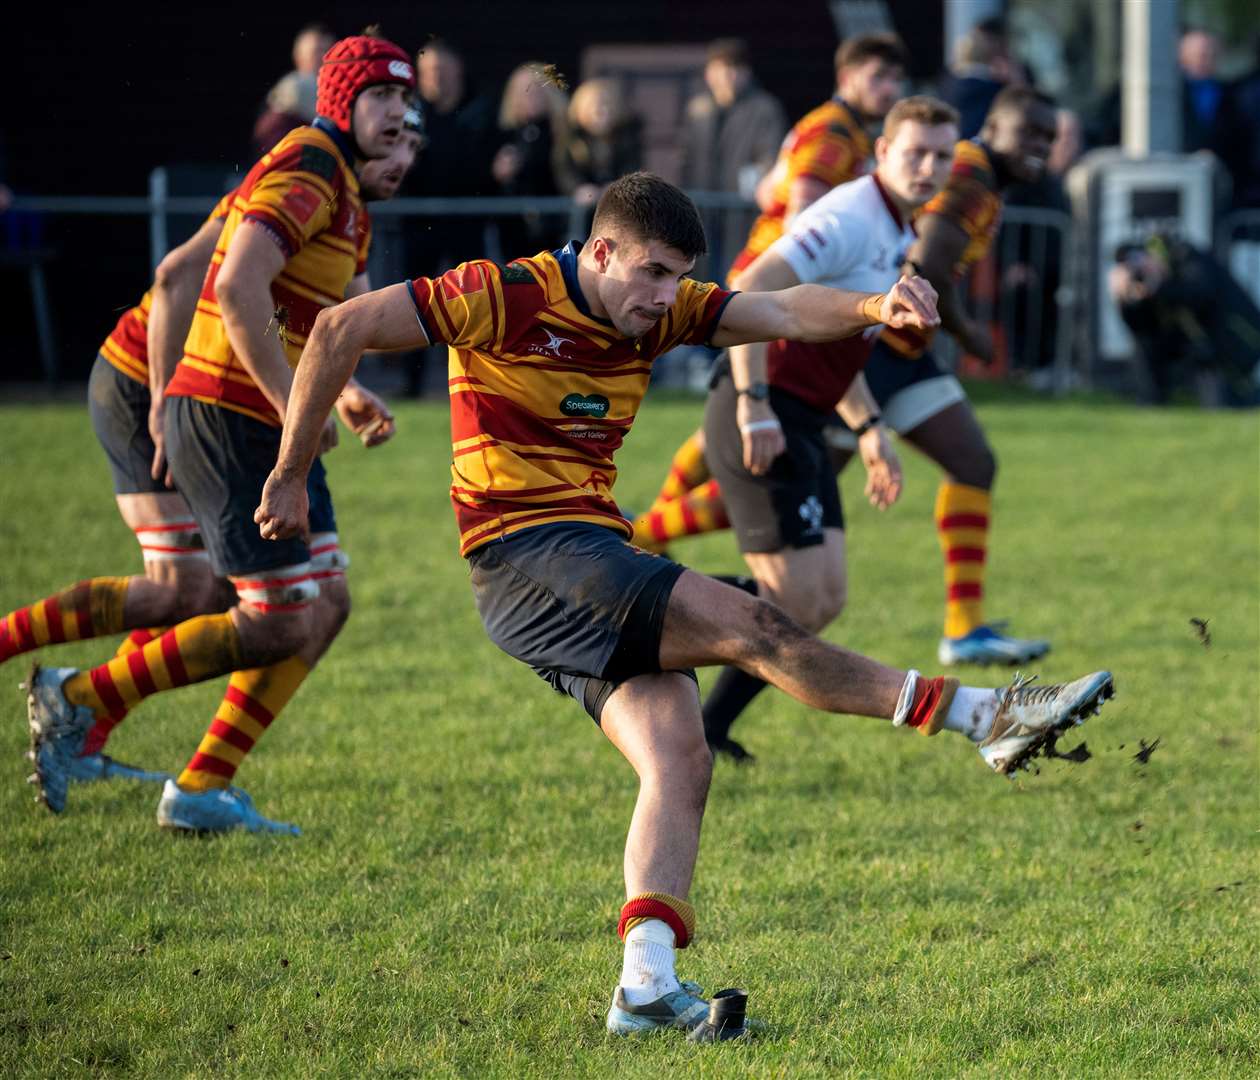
736, 382, 770, 401
853, 413, 882, 437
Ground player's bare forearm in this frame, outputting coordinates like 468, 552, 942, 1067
218, 284, 294, 419
835, 372, 880, 429
274, 306, 366, 480
932, 277, 971, 339
711, 285, 876, 347
728, 341, 770, 389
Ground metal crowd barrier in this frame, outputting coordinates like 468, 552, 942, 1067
7, 177, 1075, 391
943, 206, 1076, 393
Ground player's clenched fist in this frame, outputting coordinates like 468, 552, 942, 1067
255, 471, 310, 541
879, 274, 939, 330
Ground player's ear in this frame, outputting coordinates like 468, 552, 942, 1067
874, 135, 889, 165
589, 236, 615, 273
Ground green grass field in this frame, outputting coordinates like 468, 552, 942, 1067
1, 389, 1256, 1078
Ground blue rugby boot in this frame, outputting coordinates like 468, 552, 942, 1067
66, 753, 169, 785
938, 623, 1050, 666
156, 779, 300, 835
23, 664, 95, 813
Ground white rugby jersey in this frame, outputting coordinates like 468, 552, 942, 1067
770, 173, 914, 294
757, 173, 916, 413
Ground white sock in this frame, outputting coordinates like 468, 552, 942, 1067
944, 686, 1000, 742
619, 919, 681, 1005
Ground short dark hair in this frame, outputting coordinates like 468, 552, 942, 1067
984, 85, 1057, 126
706, 38, 750, 68
835, 32, 909, 75
591, 172, 707, 258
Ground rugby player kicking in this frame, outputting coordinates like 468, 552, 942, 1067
698, 96, 958, 764
632, 32, 909, 552
21, 34, 417, 831
256, 172, 1115, 1034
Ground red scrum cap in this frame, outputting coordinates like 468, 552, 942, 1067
316, 35, 416, 134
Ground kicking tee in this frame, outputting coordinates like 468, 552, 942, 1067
406, 242, 734, 555
728, 97, 871, 283
99, 191, 235, 385
880, 139, 1002, 360
762, 172, 916, 412
166, 123, 371, 425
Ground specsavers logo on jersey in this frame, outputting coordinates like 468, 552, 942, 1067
560, 393, 610, 418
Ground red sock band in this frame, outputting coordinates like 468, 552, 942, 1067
618, 897, 692, 949
907, 676, 947, 729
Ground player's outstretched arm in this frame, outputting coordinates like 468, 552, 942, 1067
256, 282, 425, 540
710, 274, 939, 349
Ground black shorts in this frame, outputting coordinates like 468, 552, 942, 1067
703, 368, 844, 554
467, 522, 695, 723
824, 341, 965, 443
88, 355, 167, 496
164, 396, 336, 577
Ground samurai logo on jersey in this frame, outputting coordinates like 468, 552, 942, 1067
560, 393, 610, 418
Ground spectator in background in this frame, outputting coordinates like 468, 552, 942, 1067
681, 38, 787, 275
1179, 27, 1226, 155
939, 18, 1012, 139
253, 24, 334, 158
492, 63, 570, 256
557, 79, 643, 216
1220, 35, 1260, 207
401, 38, 499, 395
1110, 234, 1260, 406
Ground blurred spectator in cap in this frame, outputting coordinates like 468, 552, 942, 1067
253, 24, 335, 157
681, 38, 786, 275
557, 79, 643, 215
940, 17, 1013, 139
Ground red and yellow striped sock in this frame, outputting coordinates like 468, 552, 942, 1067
177, 655, 310, 792
936, 482, 991, 639
632, 480, 730, 551
652, 431, 710, 506
0, 577, 130, 664
618, 892, 696, 948
80, 627, 167, 757
61, 613, 243, 718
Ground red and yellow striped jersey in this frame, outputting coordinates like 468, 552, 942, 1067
99, 192, 235, 385
881, 140, 1002, 359
728, 98, 871, 283
407, 243, 734, 555
166, 125, 371, 425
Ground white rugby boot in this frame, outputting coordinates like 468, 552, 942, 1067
978, 670, 1115, 776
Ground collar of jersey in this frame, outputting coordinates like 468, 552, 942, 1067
869, 173, 905, 230
553, 240, 617, 330
830, 96, 863, 128
311, 116, 360, 171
